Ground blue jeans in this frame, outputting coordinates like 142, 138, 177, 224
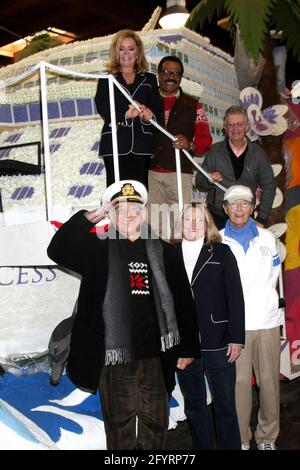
177, 350, 241, 449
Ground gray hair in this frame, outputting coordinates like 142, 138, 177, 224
223, 105, 249, 125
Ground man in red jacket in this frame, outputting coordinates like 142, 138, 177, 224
148, 56, 212, 240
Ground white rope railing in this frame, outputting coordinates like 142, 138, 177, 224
40, 62, 52, 221
1, 61, 226, 219
112, 75, 227, 194
0, 63, 40, 87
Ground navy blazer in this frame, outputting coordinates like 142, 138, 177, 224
179, 242, 245, 351
95, 72, 161, 158
47, 211, 200, 395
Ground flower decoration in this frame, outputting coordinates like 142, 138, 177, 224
240, 87, 288, 141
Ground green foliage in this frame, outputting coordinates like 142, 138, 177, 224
186, 0, 300, 63
185, 0, 225, 29
273, 0, 300, 61
17, 33, 63, 62
226, 0, 276, 62
291, 0, 300, 17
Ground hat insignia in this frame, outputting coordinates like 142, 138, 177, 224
121, 183, 135, 197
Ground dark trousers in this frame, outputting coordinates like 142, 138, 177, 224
99, 357, 169, 450
104, 154, 150, 188
177, 351, 241, 450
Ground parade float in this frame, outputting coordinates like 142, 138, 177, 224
0, 25, 239, 364
0, 23, 298, 449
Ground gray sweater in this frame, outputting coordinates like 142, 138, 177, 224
196, 139, 276, 224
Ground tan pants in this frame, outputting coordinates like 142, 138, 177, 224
235, 327, 281, 445
148, 170, 193, 241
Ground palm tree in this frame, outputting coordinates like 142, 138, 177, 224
186, 0, 300, 63
186, 0, 300, 225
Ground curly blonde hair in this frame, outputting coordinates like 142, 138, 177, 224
106, 29, 147, 74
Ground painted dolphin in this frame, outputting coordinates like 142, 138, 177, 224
48, 301, 77, 385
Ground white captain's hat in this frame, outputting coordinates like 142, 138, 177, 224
101, 180, 148, 206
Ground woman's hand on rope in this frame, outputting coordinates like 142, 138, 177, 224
139, 104, 153, 122
125, 102, 140, 119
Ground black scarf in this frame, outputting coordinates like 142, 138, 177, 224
102, 231, 180, 365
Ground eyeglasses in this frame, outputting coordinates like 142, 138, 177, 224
226, 122, 245, 129
159, 70, 182, 78
228, 200, 252, 209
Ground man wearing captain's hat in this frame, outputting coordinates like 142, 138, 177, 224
102, 179, 147, 206
101, 180, 148, 241
48, 179, 200, 450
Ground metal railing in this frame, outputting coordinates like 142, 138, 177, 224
0, 61, 226, 219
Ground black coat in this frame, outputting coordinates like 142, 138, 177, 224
47, 211, 200, 395
179, 242, 245, 350
95, 72, 161, 158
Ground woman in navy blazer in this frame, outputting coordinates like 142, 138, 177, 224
175, 203, 245, 449
95, 29, 161, 188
